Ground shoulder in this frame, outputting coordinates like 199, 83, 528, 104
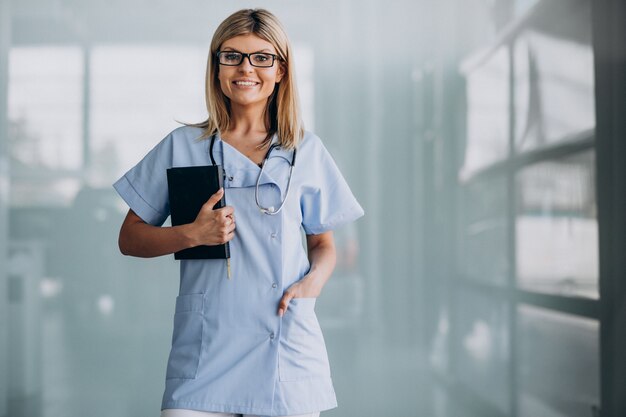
151, 125, 207, 153
296, 131, 344, 176
168, 125, 207, 143
298, 130, 328, 157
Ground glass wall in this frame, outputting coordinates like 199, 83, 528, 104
0, 0, 604, 416
449, 0, 600, 415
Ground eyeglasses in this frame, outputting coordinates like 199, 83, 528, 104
216, 51, 279, 68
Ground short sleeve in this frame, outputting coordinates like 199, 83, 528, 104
113, 133, 173, 226
300, 136, 364, 235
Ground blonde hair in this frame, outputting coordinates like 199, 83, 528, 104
189, 8, 304, 150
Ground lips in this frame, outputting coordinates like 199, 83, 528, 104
233, 80, 259, 87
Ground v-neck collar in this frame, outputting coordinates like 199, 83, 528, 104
221, 133, 276, 171
207, 133, 290, 192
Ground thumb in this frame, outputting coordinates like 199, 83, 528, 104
277, 293, 293, 317
205, 188, 224, 209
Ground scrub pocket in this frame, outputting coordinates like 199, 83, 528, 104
279, 297, 331, 381
166, 293, 204, 379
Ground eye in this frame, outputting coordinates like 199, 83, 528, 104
223, 52, 241, 62
252, 53, 271, 63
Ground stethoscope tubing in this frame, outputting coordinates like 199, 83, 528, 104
209, 134, 296, 215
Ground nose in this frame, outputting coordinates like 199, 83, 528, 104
238, 55, 254, 72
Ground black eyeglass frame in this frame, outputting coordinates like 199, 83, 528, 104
216, 51, 281, 68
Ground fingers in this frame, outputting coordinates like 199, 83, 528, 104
205, 188, 225, 209
225, 217, 236, 233
200, 189, 235, 223
277, 292, 294, 317
191, 188, 238, 246
223, 211, 235, 229
215, 214, 236, 244
217, 208, 235, 232
202, 188, 236, 220
219, 205, 235, 216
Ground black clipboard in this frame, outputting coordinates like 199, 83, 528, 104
166, 165, 230, 260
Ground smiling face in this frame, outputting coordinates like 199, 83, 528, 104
217, 33, 285, 110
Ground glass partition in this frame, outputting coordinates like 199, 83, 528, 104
517, 305, 599, 417
457, 291, 510, 413
8, 46, 84, 207
515, 151, 598, 298
460, 46, 510, 179
513, 2, 594, 151
457, 175, 509, 286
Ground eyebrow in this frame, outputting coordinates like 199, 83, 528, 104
220, 47, 274, 54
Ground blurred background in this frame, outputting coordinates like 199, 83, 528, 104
1, 0, 625, 416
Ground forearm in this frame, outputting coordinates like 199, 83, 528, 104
119, 192, 235, 258
119, 222, 196, 258
303, 238, 337, 296
276, 231, 336, 315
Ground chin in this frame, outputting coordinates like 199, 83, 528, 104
230, 96, 271, 107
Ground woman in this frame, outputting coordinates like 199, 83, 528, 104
114, 8, 364, 417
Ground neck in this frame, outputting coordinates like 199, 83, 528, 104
227, 101, 268, 140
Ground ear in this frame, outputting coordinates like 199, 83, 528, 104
275, 62, 286, 83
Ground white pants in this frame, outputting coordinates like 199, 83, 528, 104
161, 409, 320, 417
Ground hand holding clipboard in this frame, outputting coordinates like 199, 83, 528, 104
167, 165, 233, 277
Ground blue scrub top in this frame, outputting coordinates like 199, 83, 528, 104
113, 126, 364, 416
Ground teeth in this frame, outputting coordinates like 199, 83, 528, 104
235, 81, 257, 86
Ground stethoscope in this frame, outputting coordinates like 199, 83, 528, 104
210, 134, 297, 215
